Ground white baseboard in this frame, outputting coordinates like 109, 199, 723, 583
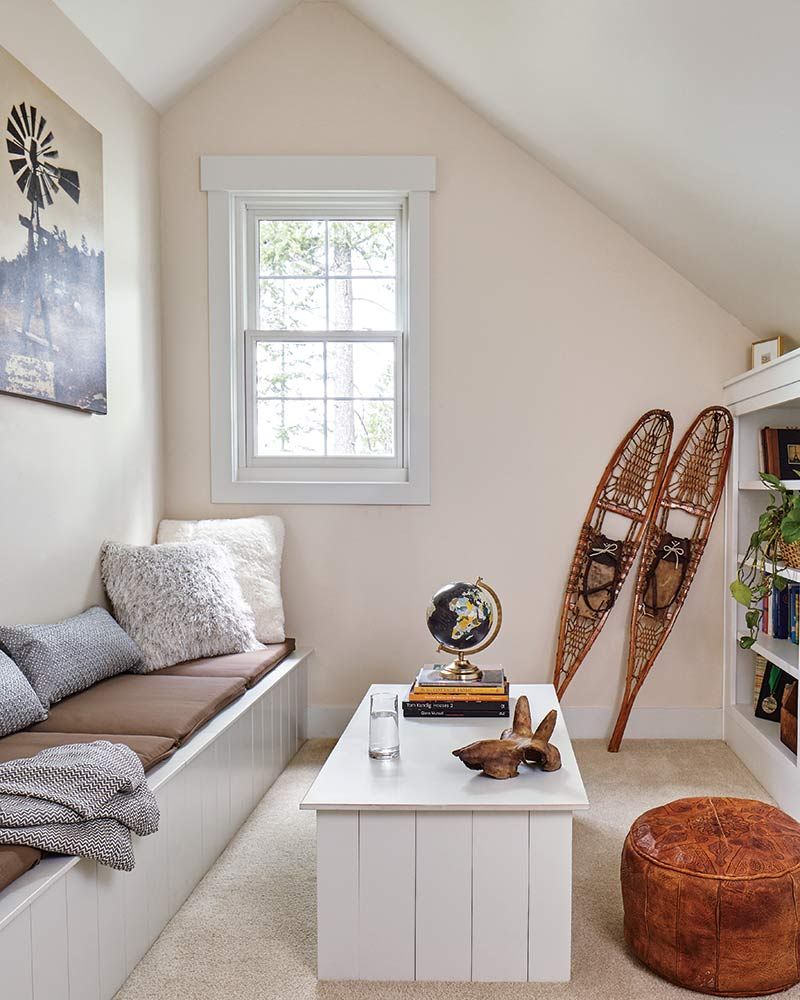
562, 705, 722, 740
306, 703, 723, 741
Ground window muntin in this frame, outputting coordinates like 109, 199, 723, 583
245, 207, 404, 468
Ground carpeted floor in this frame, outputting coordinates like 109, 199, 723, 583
115, 739, 797, 1000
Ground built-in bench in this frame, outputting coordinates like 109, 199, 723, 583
0, 645, 310, 1000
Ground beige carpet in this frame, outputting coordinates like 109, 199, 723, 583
115, 739, 798, 1000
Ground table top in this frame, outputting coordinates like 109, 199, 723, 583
300, 683, 589, 812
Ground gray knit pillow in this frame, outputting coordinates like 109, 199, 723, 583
0, 649, 47, 735
0, 607, 142, 710
101, 541, 260, 672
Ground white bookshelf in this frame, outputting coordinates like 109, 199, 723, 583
723, 348, 800, 817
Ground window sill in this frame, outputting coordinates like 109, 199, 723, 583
211, 477, 430, 505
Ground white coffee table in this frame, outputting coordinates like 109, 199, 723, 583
301, 683, 588, 983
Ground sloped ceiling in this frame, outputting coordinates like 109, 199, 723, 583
51, 0, 799, 337
51, 0, 297, 111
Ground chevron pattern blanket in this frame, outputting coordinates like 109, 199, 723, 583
0, 740, 159, 870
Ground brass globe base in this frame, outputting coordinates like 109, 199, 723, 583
439, 654, 483, 682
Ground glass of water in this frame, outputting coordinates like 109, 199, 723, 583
369, 691, 400, 759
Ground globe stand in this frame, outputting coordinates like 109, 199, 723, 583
432, 578, 503, 684
439, 652, 483, 682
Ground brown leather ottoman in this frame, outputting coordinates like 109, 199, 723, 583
621, 797, 800, 996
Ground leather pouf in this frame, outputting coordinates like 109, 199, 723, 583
621, 797, 800, 996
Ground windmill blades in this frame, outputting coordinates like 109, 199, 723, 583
56, 167, 80, 204
39, 164, 58, 206
5, 102, 76, 209
9, 104, 26, 142
24, 169, 45, 208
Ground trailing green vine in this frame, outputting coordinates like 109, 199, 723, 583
730, 473, 800, 648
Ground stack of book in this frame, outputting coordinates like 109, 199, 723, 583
402, 666, 509, 718
761, 582, 800, 645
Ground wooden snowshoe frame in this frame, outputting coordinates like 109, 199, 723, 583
607, 406, 733, 752
554, 410, 674, 699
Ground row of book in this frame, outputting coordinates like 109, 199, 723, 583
402, 666, 509, 718
758, 426, 800, 480
761, 583, 800, 644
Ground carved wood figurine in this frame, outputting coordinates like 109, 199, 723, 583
452, 696, 562, 779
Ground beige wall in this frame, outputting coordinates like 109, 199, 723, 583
0, 0, 162, 623
160, 2, 751, 726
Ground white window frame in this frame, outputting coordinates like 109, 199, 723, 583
201, 155, 435, 504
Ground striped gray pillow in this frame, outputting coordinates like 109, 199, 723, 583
0, 649, 47, 736
0, 607, 143, 709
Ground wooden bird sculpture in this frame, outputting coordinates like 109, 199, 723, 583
452, 696, 562, 779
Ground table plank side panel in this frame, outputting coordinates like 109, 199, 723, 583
316, 811, 359, 980
472, 811, 529, 982
415, 811, 472, 981
529, 811, 573, 982
359, 811, 416, 981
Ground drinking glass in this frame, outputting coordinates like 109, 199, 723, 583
369, 691, 400, 759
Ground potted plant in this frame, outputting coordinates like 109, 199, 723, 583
731, 473, 800, 648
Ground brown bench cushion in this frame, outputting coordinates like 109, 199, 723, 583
156, 639, 295, 687
0, 845, 41, 895
0, 732, 176, 771
32, 675, 246, 745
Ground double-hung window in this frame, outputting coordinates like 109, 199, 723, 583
202, 156, 435, 504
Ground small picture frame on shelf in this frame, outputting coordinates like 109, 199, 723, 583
755, 662, 790, 723
752, 336, 784, 369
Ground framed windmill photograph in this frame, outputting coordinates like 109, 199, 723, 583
0, 45, 105, 413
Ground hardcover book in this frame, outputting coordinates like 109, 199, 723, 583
417, 666, 505, 688
402, 703, 510, 718
408, 681, 509, 703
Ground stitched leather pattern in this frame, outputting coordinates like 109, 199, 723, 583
629, 797, 800, 878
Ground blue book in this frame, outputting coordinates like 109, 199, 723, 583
773, 584, 789, 640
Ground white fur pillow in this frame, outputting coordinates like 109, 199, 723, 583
101, 541, 261, 672
157, 516, 285, 644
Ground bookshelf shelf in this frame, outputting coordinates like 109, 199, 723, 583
731, 704, 797, 767
737, 632, 799, 679
739, 480, 800, 491
724, 352, 800, 817
737, 554, 800, 585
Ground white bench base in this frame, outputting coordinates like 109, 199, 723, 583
0, 648, 310, 1000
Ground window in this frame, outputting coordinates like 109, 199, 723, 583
202, 156, 435, 504
247, 209, 402, 466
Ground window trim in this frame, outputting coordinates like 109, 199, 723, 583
202, 156, 435, 505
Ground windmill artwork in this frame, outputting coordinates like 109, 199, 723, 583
0, 45, 105, 413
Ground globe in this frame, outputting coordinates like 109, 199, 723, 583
426, 581, 494, 651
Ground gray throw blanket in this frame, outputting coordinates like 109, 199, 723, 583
0, 740, 159, 870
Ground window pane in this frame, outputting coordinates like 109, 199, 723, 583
328, 399, 394, 457
256, 341, 324, 398
256, 399, 325, 456
259, 220, 325, 276
260, 278, 326, 330
328, 220, 396, 277
329, 278, 396, 330
327, 342, 394, 398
